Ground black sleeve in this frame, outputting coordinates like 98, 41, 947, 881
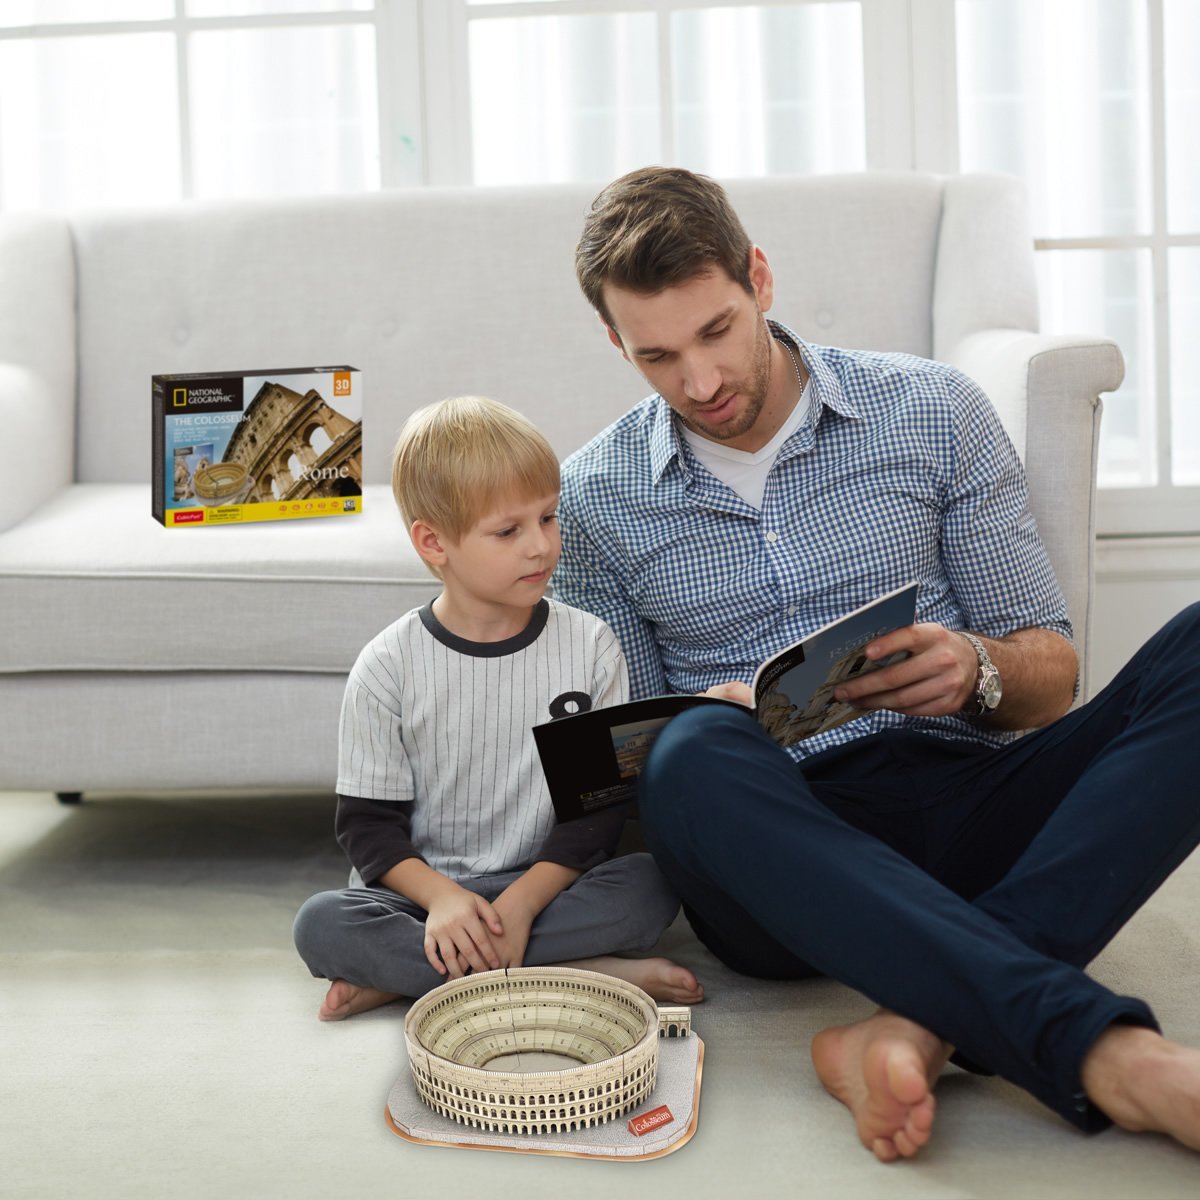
334, 792, 425, 887
533, 803, 632, 873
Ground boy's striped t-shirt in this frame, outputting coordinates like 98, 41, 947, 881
337, 598, 627, 878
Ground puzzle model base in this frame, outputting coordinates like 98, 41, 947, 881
386, 1034, 703, 1161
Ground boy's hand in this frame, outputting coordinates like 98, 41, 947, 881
487, 862, 579, 969
702, 681, 753, 705
490, 892, 537, 968
423, 886, 505, 979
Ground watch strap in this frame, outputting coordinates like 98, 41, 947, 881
958, 631, 1000, 716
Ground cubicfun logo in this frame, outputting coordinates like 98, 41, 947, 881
168, 377, 244, 414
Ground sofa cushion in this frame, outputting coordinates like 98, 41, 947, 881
0, 484, 435, 674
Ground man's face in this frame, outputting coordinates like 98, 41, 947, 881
602, 251, 778, 451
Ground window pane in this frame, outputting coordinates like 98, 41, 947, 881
1037, 249, 1156, 488
186, 0, 371, 15
1165, 0, 1200, 233
0, 0, 170, 26
957, 0, 1152, 238
672, 4, 864, 178
469, 14, 659, 186
0, 34, 181, 211
1170, 248, 1200, 485
189, 25, 379, 199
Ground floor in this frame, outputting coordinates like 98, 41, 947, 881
4, 788, 1200, 1200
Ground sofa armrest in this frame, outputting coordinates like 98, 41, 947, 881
0, 215, 77, 533
0, 365, 75, 533
947, 328, 1124, 700
933, 174, 1040, 362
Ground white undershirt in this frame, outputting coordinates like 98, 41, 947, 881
682, 379, 810, 510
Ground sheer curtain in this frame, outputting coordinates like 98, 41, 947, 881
468, 4, 865, 186
958, 0, 1199, 495
2, 0, 1196, 518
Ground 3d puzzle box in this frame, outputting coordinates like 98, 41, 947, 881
152, 366, 362, 528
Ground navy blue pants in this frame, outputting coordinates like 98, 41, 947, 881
638, 603, 1200, 1132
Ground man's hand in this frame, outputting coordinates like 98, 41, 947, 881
833, 622, 1077, 731
833, 622, 975, 718
702, 681, 753, 705
423, 885, 504, 979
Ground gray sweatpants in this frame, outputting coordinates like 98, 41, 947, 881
292, 853, 680, 999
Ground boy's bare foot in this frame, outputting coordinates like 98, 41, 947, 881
562, 956, 704, 1004
1083, 1024, 1200, 1151
811, 1010, 951, 1162
318, 979, 401, 1021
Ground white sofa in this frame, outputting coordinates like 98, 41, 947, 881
0, 173, 1123, 798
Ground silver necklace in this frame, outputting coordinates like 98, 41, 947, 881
782, 338, 805, 397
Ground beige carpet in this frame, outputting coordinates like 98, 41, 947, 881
3, 789, 1200, 1200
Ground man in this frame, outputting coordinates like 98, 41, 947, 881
554, 165, 1200, 1161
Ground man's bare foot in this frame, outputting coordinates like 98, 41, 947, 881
811, 1011, 951, 1162
318, 979, 401, 1022
562, 956, 704, 1004
1083, 1025, 1200, 1151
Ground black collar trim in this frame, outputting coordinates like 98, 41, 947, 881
418, 598, 549, 657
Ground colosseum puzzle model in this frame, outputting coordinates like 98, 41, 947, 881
152, 366, 362, 527
387, 967, 704, 1161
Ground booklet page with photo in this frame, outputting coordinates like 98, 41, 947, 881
534, 582, 919, 822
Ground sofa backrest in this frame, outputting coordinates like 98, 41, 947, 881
64, 172, 1037, 486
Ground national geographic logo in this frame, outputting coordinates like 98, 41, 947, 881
168, 378, 244, 414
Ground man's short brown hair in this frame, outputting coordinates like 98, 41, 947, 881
575, 166, 754, 330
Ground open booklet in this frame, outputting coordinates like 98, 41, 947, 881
533, 582, 918, 822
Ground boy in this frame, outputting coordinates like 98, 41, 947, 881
293, 396, 702, 1020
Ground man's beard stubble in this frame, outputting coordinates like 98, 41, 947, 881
678, 312, 773, 443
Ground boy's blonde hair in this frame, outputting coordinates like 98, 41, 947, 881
391, 396, 560, 544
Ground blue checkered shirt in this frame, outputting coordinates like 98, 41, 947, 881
554, 323, 1073, 759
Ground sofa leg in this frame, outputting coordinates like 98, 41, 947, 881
56, 792, 83, 805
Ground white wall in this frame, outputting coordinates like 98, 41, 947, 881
1090, 539, 1200, 694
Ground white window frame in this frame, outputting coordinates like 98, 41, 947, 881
897, 0, 1200, 539
416, 0, 931, 181
417, 0, 1198, 538
3, 0, 1193, 536
0, 1, 422, 193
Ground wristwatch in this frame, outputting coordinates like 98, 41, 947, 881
958, 631, 1002, 716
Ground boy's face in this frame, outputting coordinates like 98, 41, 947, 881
437, 491, 561, 615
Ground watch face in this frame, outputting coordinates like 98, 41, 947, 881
983, 672, 1003, 708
